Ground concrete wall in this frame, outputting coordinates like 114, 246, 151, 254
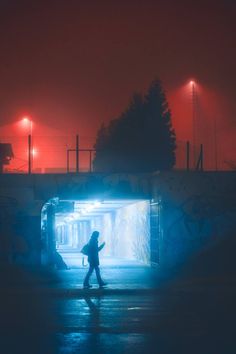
0, 171, 236, 274
69, 201, 150, 264
152, 171, 236, 274
91, 201, 150, 264
0, 177, 43, 265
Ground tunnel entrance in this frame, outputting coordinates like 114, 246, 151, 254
41, 198, 151, 268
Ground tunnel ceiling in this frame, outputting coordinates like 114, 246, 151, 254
55, 199, 146, 222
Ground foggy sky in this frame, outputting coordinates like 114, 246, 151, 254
0, 0, 235, 168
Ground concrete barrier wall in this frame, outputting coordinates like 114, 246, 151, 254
0, 171, 236, 272
152, 171, 236, 274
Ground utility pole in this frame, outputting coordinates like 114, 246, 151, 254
214, 117, 218, 171
186, 141, 190, 171
196, 144, 204, 171
191, 81, 197, 168
76, 134, 79, 173
28, 134, 32, 174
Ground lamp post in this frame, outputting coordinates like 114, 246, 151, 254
214, 117, 218, 171
190, 80, 197, 167
22, 116, 33, 173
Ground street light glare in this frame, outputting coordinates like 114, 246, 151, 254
21, 116, 33, 135
22, 116, 31, 123
32, 148, 37, 156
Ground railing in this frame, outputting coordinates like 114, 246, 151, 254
0, 135, 227, 174
0, 135, 96, 174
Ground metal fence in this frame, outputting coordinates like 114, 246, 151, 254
0, 135, 221, 173
0, 135, 95, 174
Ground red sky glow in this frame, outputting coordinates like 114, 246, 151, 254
0, 0, 235, 172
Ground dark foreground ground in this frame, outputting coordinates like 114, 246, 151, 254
0, 263, 236, 354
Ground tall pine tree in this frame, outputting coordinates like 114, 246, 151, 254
93, 79, 176, 172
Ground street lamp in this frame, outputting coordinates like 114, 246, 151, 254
21, 115, 34, 173
22, 116, 33, 135
189, 80, 197, 166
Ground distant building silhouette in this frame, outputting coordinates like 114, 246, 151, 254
0, 143, 14, 173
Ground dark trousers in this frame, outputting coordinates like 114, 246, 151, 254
84, 264, 103, 285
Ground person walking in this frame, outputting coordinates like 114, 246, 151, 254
83, 231, 107, 289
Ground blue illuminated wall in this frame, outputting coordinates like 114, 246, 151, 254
54, 200, 150, 265
91, 201, 150, 264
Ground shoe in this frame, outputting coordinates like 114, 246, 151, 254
83, 284, 92, 289
99, 282, 107, 288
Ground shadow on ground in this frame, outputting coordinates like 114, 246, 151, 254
0, 264, 61, 354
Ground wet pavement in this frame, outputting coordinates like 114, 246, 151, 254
0, 263, 236, 354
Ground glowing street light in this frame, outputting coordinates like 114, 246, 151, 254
21, 116, 33, 135
32, 148, 38, 157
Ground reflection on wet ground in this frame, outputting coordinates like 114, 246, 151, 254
0, 265, 236, 354
56, 291, 236, 354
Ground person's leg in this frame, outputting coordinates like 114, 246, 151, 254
83, 265, 94, 287
95, 265, 106, 286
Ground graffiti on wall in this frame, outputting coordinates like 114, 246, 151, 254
153, 172, 236, 266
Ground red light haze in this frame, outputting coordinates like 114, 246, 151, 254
0, 0, 235, 171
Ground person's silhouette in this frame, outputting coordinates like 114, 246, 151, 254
83, 231, 107, 288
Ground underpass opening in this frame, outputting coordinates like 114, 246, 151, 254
41, 198, 151, 268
